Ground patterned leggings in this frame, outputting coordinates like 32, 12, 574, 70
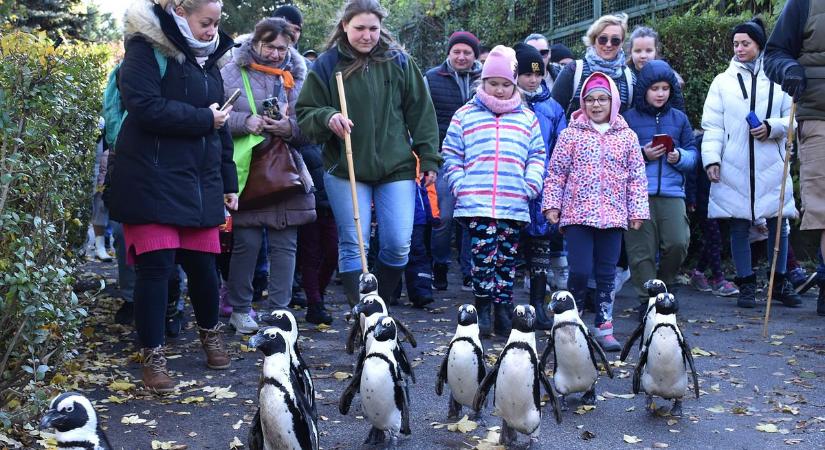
695, 217, 724, 281
466, 218, 521, 305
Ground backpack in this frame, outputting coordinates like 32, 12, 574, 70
102, 48, 167, 148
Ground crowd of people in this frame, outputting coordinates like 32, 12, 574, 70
95, 0, 825, 392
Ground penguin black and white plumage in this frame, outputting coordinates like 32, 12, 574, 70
247, 327, 319, 450
345, 274, 417, 355
339, 316, 412, 448
40, 392, 112, 450
435, 304, 486, 421
473, 305, 562, 448
539, 291, 614, 410
265, 309, 316, 420
632, 293, 700, 417
620, 279, 668, 362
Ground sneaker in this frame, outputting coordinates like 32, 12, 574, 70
788, 268, 808, 288
710, 278, 739, 297
690, 271, 712, 292
795, 272, 820, 295
461, 276, 473, 292
229, 312, 259, 334
594, 322, 621, 352
614, 267, 631, 294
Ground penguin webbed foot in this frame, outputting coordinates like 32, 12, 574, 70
670, 399, 683, 417
447, 395, 462, 420
645, 394, 656, 414
384, 431, 399, 450
499, 421, 518, 446
526, 435, 540, 449
559, 395, 569, 411
581, 388, 596, 406
473, 410, 487, 427
363, 427, 385, 446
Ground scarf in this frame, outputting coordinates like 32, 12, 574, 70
519, 81, 551, 107
584, 46, 626, 79
249, 63, 295, 90
168, 5, 218, 60
446, 59, 482, 103
736, 52, 763, 75
475, 87, 522, 115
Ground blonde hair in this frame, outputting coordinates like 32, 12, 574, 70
157, 0, 223, 14
583, 13, 628, 47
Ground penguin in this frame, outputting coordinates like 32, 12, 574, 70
473, 305, 562, 448
247, 327, 319, 450
632, 293, 700, 417
435, 304, 486, 421
345, 273, 417, 355
539, 291, 614, 409
40, 392, 112, 450
265, 309, 316, 420
339, 316, 411, 448
620, 279, 669, 362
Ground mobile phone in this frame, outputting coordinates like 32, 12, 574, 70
746, 111, 762, 129
652, 134, 674, 153
220, 89, 241, 111
262, 98, 283, 121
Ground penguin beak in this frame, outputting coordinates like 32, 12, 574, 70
458, 309, 475, 325
248, 333, 264, 349
40, 409, 62, 430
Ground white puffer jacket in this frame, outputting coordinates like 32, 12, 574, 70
701, 56, 797, 221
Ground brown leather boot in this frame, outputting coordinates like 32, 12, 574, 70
141, 347, 176, 394
199, 322, 230, 369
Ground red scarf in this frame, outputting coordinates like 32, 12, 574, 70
248, 63, 295, 90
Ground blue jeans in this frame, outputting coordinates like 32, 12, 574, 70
324, 173, 415, 271
565, 226, 623, 326
729, 218, 788, 278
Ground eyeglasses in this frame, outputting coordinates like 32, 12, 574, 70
539, 49, 550, 56
584, 96, 611, 106
260, 43, 289, 54
597, 35, 623, 47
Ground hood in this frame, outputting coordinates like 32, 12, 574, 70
124, 0, 233, 68
633, 59, 680, 115
572, 71, 621, 126
232, 36, 307, 83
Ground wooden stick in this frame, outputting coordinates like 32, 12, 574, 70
763, 101, 797, 337
335, 72, 369, 275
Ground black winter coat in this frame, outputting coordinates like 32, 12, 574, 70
108, 2, 238, 227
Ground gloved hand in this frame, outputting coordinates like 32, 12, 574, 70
782, 65, 807, 102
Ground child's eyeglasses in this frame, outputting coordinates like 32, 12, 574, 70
597, 36, 622, 47
584, 97, 611, 106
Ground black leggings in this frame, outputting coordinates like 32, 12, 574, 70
134, 249, 219, 348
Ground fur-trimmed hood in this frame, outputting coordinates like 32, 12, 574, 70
230, 34, 307, 83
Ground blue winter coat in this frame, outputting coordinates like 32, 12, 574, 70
413, 180, 433, 226
524, 82, 567, 236
623, 60, 697, 199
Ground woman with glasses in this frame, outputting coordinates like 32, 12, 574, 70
220, 17, 317, 333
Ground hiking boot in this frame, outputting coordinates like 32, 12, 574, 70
433, 263, 448, 290
493, 302, 513, 337
141, 347, 176, 394
817, 280, 825, 316
773, 273, 802, 307
530, 273, 553, 330
114, 301, 134, 325
735, 275, 757, 308
549, 256, 569, 290
229, 312, 259, 334
305, 299, 333, 325
795, 271, 820, 295
690, 270, 712, 292
461, 275, 473, 292
594, 322, 621, 352
710, 278, 739, 297
475, 295, 493, 337
199, 323, 230, 369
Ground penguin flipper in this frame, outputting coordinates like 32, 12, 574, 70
435, 352, 449, 396
346, 320, 363, 354
340, 348, 366, 415
248, 409, 263, 450
539, 332, 555, 372
472, 356, 500, 412
538, 369, 563, 424
620, 321, 645, 362
632, 346, 649, 395
293, 382, 320, 450
582, 326, 614, 378
395, 343, 416, 383
395, 319, 418, 348
400, 383, 412, 435
679, 335, 700, 400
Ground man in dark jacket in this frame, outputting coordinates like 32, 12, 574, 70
425, 30, 482, 291
765, 0, 825, 315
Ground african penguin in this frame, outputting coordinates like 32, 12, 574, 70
265, 309, 316, 420
473, 305, 562, 449
435, 304, 486, 421
621, 279, 668, 362
632, 293, 700, 417
339, 316, 411, 448
40, 392, 112, 450
247, 327, 319, 450
539, 291, 614, 410
346, 274, 417, 356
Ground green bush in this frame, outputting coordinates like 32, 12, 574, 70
0, 30, 110, 427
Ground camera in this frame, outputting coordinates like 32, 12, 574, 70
261, 97, 283, 121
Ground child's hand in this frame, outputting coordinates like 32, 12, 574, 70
544, 209, 560, 224
630, 219, 644, 230
643, 142, 667, 160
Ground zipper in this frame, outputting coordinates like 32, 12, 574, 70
598, 133, 607, 228
491, 116, 501, 216
655, 113, 663, 196
748, 71, 758, 222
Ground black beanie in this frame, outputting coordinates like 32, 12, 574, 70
274, 5, 303, 26
550, 43, 574, 63
732, 18, 766, 50
514, 43, 545, 76
447, 31, 480, 58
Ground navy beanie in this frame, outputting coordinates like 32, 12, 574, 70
732, 18, 766, 50
274, 5, 303, 26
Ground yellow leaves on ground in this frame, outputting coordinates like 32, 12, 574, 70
180, 396, 205, 404
203, 386, 237, 401
575, 405, 596, 415
121, 414, 147, 425
332, 371, 351, 381
691, 347, 712, 357
151, 440, 187, 450
108, 380, 136, 392
229, 436, 244, 448
446, 415, 477, 433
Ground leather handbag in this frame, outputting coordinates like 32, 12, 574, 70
238, 137, 303, 210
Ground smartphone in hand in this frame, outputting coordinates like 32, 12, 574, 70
746, 111, 762, 129
220, 89, 241, 111
652, 134, 675, 153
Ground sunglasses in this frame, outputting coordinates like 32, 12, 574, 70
539, 49, 550, 56
597, 35, 622, 47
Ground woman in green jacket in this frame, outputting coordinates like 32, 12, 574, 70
296, 0, 440, 306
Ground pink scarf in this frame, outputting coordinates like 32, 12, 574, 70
476, 87, 522, 114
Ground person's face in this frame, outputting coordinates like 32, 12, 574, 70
448, 43, 476, 71
518, 72, 542, 92
558, 57, 574, 66
631, 36, 657, 70
584, 93, 611, 124
483, 77, 516, 100
594, 24, 624, 60
526, 38, 550, 67
479, 51, 490, 65
256, 34, 291, 65
175, 1, 221, 42
733, 32, 759, 62
645, 81, 671, 108
343, 13, 381, 54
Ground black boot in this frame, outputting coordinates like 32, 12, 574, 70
735, 275, 757, 308
817, 280, 825, 316
376, 261, 404, 307
530, 273, 552, 330
306, 296, 334, 325
493, 302, 513, 337
340, 270, 361, 307
772, 273, 802, 307
115, 301, 134, 325
474, 295, 492, 337
433, 263, 448, 290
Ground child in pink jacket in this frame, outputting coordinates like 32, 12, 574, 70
542, 72, 649, 351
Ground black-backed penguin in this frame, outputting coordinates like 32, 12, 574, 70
40, 392, 112, 450
473, 305, 562, 448
266, 309, 316, 420
345, 274, 417, 355
247, 327, 319, 450
632, 293, 700, 417
621, 279, 669, 362
436, 304, 486, 421
539, 291, 614, 409
339, 316, 412, 448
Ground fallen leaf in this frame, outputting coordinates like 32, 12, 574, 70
232, 419, 243, 430
108, 380, 136, 392
667, 419, 678, 426
151, 440, 187, 450
799, 371, 816, 379
121, 414, 147, 425
446, 415, 477, 433
229, 436, 244, 449
706, 405, 726, 413
107, 395, 129, 404
653, 443, 669, 448
575, 405, 596, 415
181, 396, 205, 404
332, 371, 351, 381
691, 347, 712, 357
623, 434, 642, 444
756, 423, 779, 433
784, 439, 803, 445
203, 385, 237, 400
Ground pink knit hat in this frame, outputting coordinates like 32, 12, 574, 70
481, 45, 517, 83
583, 72, 612, 98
